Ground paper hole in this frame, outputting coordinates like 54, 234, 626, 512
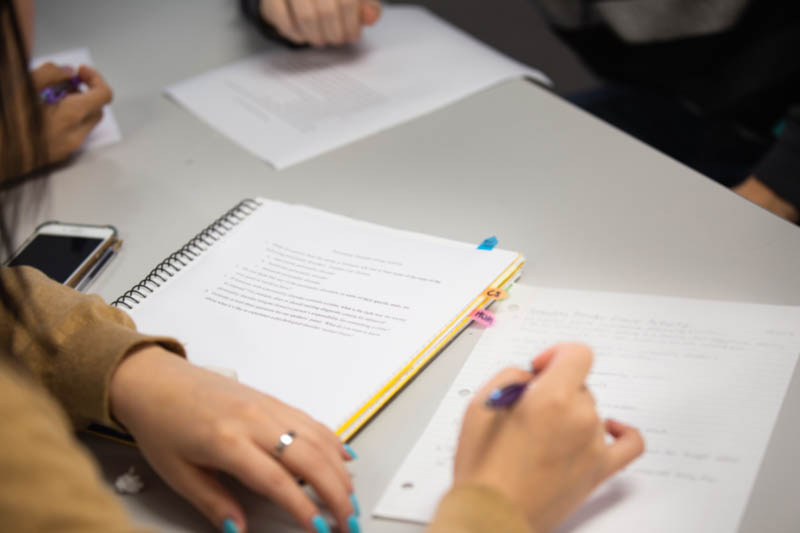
458, 389, 471, 397
402, 482, 414, 490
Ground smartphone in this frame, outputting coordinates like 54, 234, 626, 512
6, 222, 118, 289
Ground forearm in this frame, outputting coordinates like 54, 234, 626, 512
0, 266, 185, 428
426, 485, 533, 533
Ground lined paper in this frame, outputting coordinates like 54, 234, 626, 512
375, 285, 800, 532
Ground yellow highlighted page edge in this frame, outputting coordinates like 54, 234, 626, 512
337, 255, 525, 441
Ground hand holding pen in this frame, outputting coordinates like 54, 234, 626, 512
483, 345, 558, 408
29, 62, 112, 169
485, 345, 598, 408
39, 73, 82, 104
451, 344, 645, 533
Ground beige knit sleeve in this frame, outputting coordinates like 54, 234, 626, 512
0, 266, 185, 428
0, 359, 153, 533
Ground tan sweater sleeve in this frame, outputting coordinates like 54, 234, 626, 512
426, 485, 533, 533
0, 359, 152, 533
0, 266, 185, 428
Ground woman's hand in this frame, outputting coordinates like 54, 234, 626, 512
454, 343, 644, 533
259, 0, 381, 46
109, 345, 360, 533
733, 176, 799, 222
32, 62, 112, 166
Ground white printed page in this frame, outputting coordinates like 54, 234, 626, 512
375, 285, 800, 532
127, 198, 519, 431
32, 48, 122, 150
165, 5, 547, 169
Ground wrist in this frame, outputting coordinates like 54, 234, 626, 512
439, 483, 540, 533
109, 344, 183, 429
455, 469, 559, 533
735, 176, 774, 204
734, 176, 799, 221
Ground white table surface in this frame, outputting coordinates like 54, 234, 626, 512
28, 1, 800, 532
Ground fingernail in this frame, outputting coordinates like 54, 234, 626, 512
222, 518, 239, 533
361, 2, 381, 25
343, 443, 358, 459
312, 515, 331, 533
350, 493, 361, 517
347, 514, 361, 533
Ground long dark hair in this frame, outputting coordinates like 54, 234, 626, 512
0, 0, 45, 182
1, 0, 47, 352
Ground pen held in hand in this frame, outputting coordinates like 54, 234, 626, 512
39, 74, 82, 105
485, 382, 528, 409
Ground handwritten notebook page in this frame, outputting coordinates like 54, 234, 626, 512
127, 198, 521, 434
165, 5, 547, 169
374, 285, 800, 532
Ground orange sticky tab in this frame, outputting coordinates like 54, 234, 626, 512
470, 308, 496, 327
484, 287, 508, 300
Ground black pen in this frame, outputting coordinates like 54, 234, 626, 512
76, 242, 120, 291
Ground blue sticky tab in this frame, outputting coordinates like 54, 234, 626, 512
477, 236, 498, 250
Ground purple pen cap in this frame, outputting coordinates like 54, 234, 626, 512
39, 75, 83, 104
485, 383, 527, 409
68, 74, 82, 89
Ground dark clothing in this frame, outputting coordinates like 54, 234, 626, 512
534, 1, 800, 205
569, 86, 766, 187
241, 0, 800, 205
754, 106, 800, 203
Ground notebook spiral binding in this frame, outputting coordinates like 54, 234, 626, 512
111, 199, 262, 310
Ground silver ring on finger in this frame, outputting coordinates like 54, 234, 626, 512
275, 430, 297, 455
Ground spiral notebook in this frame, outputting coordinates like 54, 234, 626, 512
112, 198, 523, 440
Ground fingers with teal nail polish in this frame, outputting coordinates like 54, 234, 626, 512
222, 518, 239, 533
343, 443, 358, 459
312, 514, 331, 533
350, 493, 361, 517
347, 514, 361, 533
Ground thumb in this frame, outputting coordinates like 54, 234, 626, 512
161, 461, 247, 533
603, 419, 645, 478
31, 62, 76, 90
360, 0, 381, 25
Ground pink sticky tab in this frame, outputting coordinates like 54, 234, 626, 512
470, 308, 496, 327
